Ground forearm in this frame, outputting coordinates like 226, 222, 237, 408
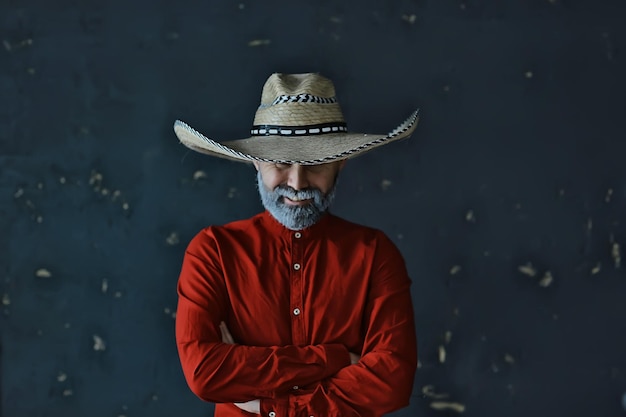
260, 342, 416, 417
177, 305, 350, 403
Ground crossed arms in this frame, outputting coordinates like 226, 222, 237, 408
219, 322, 361, 414
176, 291, 416, 417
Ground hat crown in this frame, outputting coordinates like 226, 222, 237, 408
253, 73, 346, 130
260, 73, 336, 104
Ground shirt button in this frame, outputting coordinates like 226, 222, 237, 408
294, 232, 302, 238
269, 412, 276, 417
293, 263, 301, 270
293, 308, 301, 316
293, 385, 299, 390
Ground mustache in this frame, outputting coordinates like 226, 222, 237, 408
273, 185, 322, 201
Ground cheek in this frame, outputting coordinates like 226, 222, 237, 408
260, 170, 283, 190
311, 173, 337, 194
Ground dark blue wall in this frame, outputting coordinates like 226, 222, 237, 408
1, 1, 625, 416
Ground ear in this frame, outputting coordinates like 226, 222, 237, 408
337, 159, 347, 171
252, 161, 260, 171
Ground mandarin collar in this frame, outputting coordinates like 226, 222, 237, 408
260, 210, 335, 240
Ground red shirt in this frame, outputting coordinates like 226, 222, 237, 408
176, 211, 417, 417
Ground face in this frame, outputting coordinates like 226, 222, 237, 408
254, 160, 346, 230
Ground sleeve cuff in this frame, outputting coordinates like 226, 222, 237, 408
260, 397, 289, 417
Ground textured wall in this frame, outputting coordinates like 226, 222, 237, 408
1, 0, 625, 416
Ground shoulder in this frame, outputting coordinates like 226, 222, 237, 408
200, 212, 263, 236
329, 215, 408, 278
327, 214, 399, 251
186, 213, 264, 254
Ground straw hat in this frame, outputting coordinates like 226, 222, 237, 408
173, 73, 420, 165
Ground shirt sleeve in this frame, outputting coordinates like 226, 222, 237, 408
260, 232, 418, 417
175, 231, 351, 403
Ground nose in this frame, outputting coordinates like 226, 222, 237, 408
286, 164, 309, 190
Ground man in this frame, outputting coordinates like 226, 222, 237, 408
173, 73, 420, 417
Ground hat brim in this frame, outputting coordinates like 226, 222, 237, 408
173, 109, 419, 165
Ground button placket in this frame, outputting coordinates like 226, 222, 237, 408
290, 229, 305, 344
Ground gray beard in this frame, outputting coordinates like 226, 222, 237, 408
256, 171, 337, 230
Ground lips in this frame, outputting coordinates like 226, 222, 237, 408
282, 196, 313, 206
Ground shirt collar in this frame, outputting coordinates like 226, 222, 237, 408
259, 210, 335, 240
